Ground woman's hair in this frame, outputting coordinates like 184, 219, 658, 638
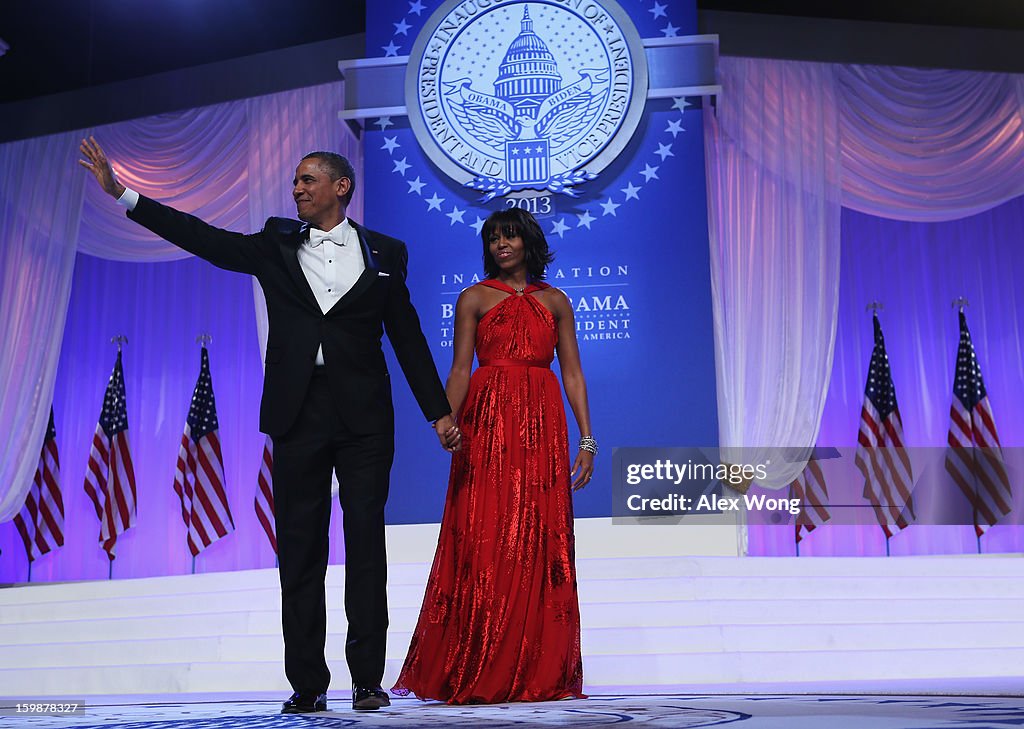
480, 208, 554, 280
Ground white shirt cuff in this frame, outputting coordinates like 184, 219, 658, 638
117, 187, 140, 211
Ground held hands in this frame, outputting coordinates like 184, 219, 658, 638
78, 136, 126, 199
434, 414, 462, 453
571, 449, 594, 491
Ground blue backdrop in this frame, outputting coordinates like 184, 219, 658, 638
365, 0, 719, 523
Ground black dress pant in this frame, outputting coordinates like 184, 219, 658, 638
272, 368, 394, 693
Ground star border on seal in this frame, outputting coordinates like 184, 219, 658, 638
377, 0, 692, 240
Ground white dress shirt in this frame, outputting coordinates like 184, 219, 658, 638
299, 219, 364, 364
118, 187, 364, 366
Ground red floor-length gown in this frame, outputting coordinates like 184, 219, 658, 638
393, 279, 585, 704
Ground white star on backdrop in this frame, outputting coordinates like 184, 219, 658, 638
394, 19, 411, 35
577, 210, 596, 229
621, 182, 641, 201
662, 22, 679, 37
640, 164, 660, 182
409, 0, 425, 15
471, 216, 486, 235
374, 116, 394, 131
382, 41, 400, 57
601, 198, 621, 216
381, 136, 400, 153
407, 176, 425, 195
672, 97, 691, 113
666, 119, 685, 137
550, 218, 570, 237
655, 143, 674, 161
446, 206, 466, 225
392, 157, 411, 175
425, 193, 445, 211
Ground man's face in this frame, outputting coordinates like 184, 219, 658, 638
292, 158, 349, 228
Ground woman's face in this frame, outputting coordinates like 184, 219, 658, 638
488, 228, 526, 272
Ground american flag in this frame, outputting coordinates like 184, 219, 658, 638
944, 310, 1012, 536
83, 351, 137, 559
173, 346, 235, 556
789, 455, 830, 543
14, 407, 64, 562
854, 313, 915, 538
254, 436, 277, 554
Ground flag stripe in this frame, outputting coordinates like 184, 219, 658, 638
83, 354, 137, 559
255, 436, 277, 554
791, 455, 830, 543
172, 347, 235, 556
943, 312, 1011, 536
854, 316, 915, 538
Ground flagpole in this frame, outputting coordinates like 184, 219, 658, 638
109, 334, 127, 584
860, 303, 913, 548
187, 334, 213, 576
973, 468, 982, 555
951, 297, 986, 556
193, 333, 212, 583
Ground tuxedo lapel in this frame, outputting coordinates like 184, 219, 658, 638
353, 221, 381, 272
279, 227, 322, 312
324, 222, 381, 315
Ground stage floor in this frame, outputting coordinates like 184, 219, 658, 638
5, 692, 1024, 729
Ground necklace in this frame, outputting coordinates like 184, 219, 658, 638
512, 284, 526, 294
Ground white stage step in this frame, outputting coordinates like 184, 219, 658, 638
1, 520, 1023, 697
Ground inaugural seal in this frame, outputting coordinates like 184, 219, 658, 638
407, 0, 649, 200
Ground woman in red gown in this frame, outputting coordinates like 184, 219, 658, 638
393, 208, 595, 704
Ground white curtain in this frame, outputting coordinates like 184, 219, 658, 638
706, 57, 1024, 489
78, 103, 250, 261
0, 81, 355, 523
705, 59, 842, 488
0, 132, 86, 520
838, 65, 1024, 222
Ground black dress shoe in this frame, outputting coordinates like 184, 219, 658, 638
281, 692, 327, 713
352, 685, 390, 711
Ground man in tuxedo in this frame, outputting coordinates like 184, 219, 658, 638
79, 137, 460, 713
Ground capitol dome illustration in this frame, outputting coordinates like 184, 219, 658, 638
493, 6, 562, 118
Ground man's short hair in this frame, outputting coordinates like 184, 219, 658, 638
302, 151, 356, 206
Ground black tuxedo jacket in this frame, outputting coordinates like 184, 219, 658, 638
128, 195, 449, 437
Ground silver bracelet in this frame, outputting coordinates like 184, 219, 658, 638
579, 435, 598, 455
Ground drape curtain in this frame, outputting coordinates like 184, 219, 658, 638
705, 59, 842, 489
838, 66, 1024, 222
0, 132, 86, 520
78, 104, 250, 261
706, 57, 1024, 490
0, 80, 356, 523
